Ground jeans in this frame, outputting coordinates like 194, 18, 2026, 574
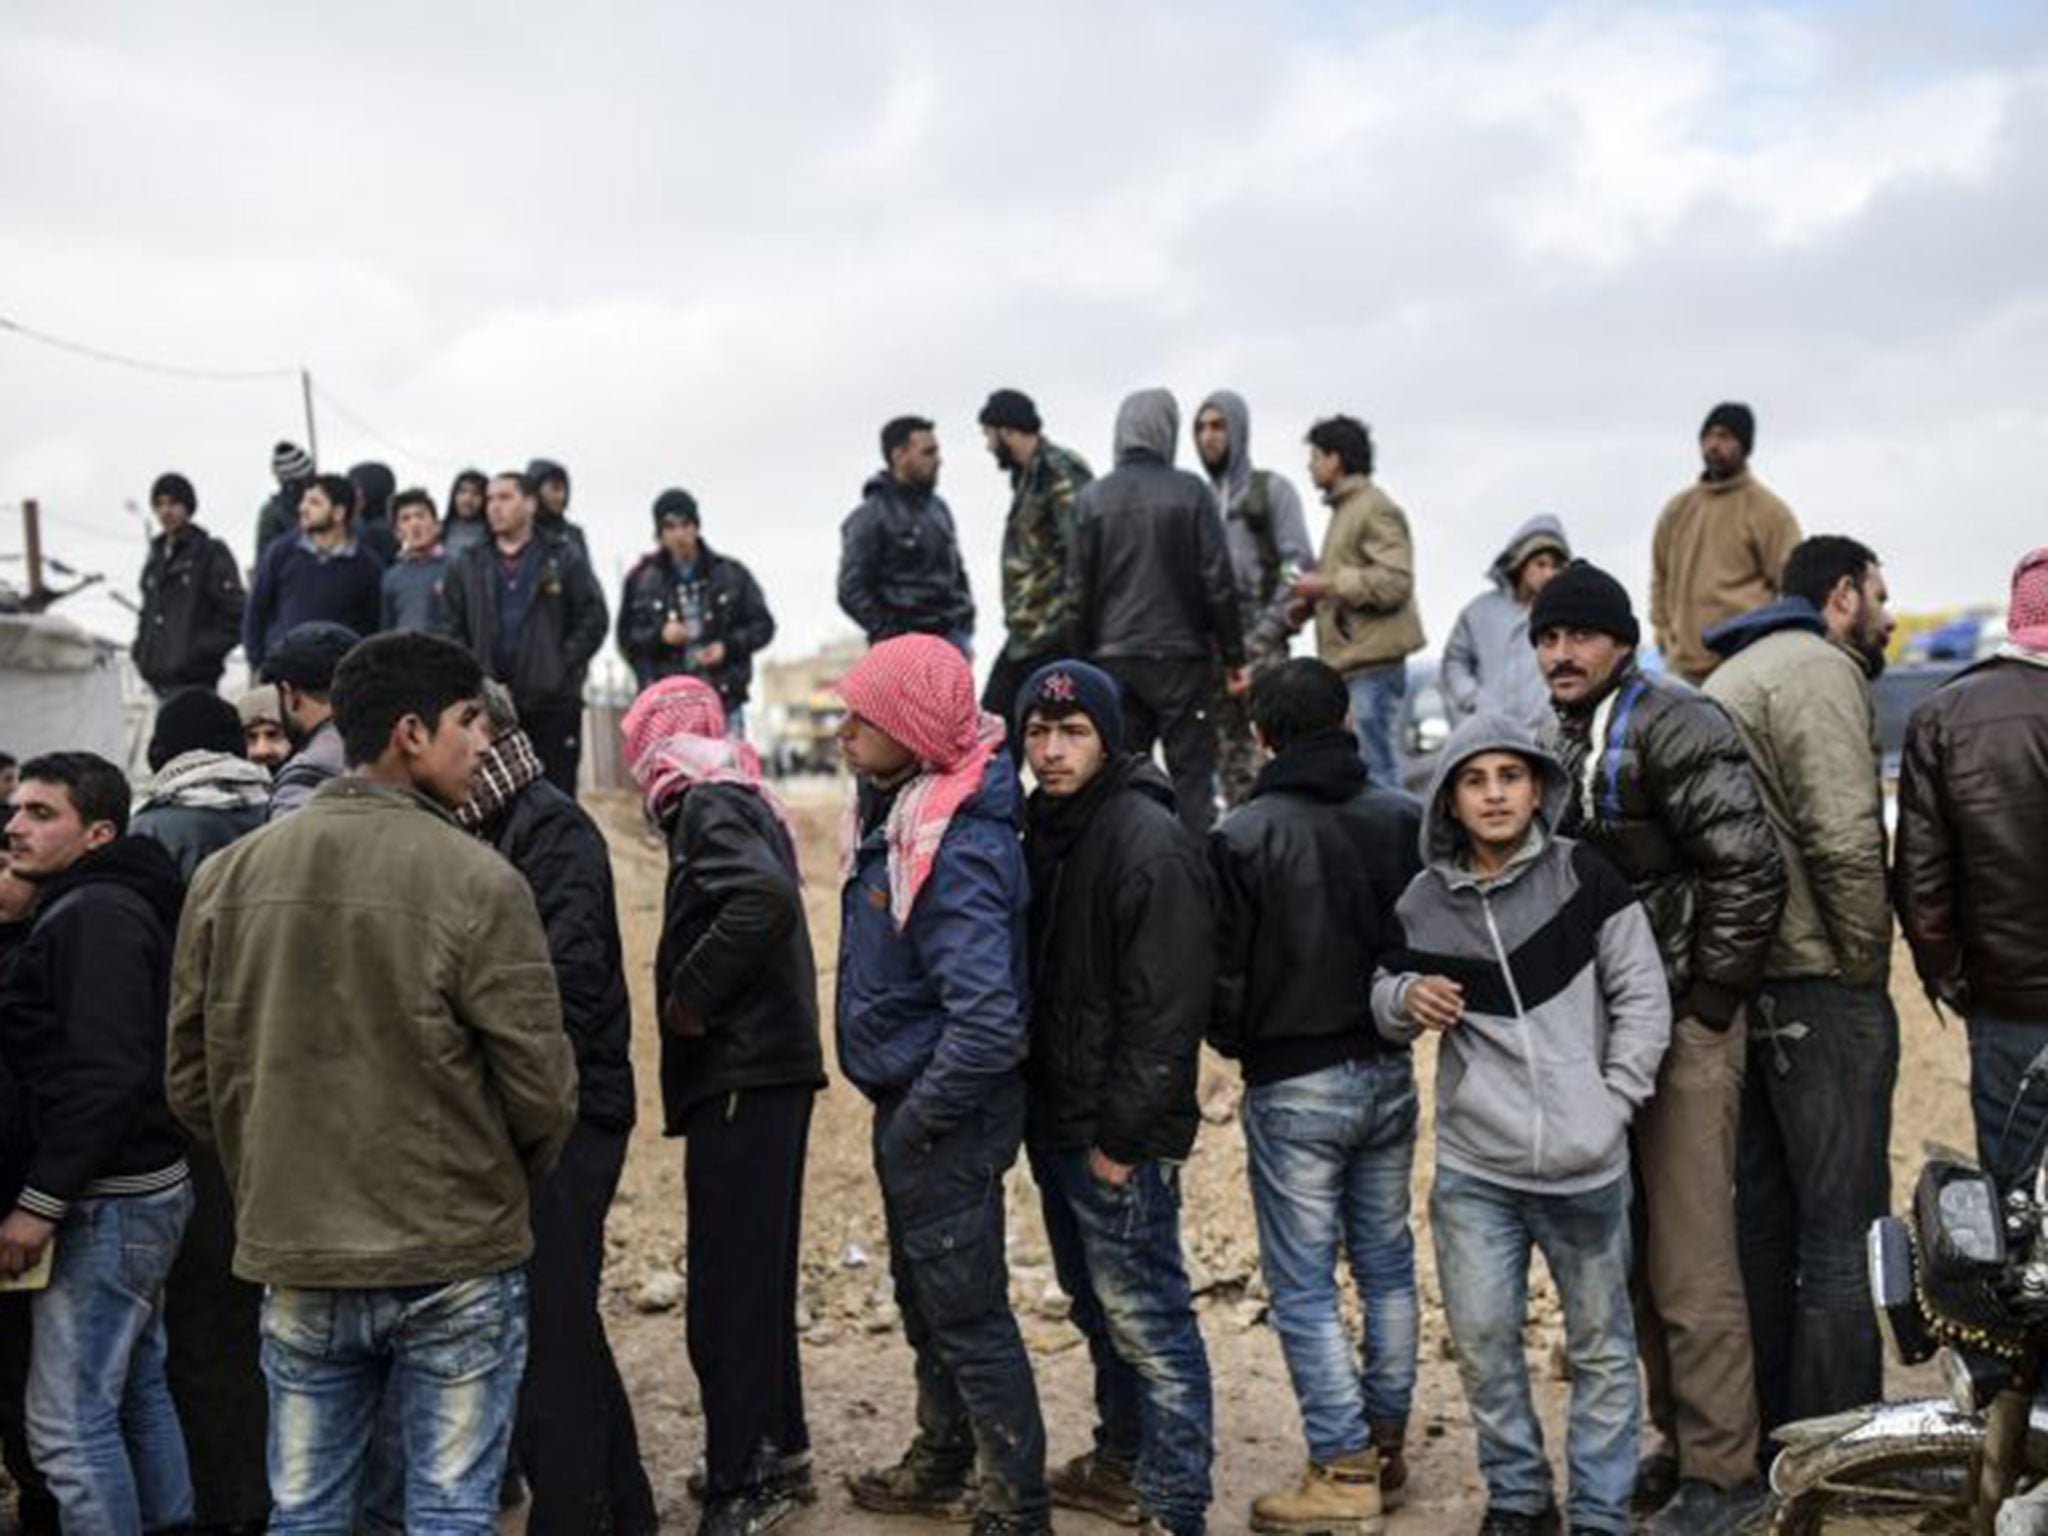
1030, 1147, 1213, 1533
1432, 1168, 1638, 1534
1739, 978, 1898, 1435
1345, 662, 1407, 791
1099, 656, 1222, 834
1965, 1014, 2048, 1195
874, 1075, 1048, 1519
26, 1183, 195, 1536
262, 1268, 530, 1535
1242, 1057, 1420, 1463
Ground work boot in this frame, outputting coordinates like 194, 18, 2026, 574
1643, 1478, 1768, 1536
846, 1436, 977, 1522
1633, 1451, 1681, 1518
1049, 1449, 1144, 1525
1250, 1449, 1384, 1534
1370, 1417, 1409, 1510
1476, 1506, 1560, 1536
697, 1485, 802, 1536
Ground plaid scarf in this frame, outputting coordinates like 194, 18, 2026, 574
456, 729, 545, 833
620, 675, 795, 846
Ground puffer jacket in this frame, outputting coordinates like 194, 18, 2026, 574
1373, 713, 1671, 1196
1895, 654, 2048, 1016
1069, 389, 1245, 666
615, 541, 777, 706
835, 476, 974, 643
1441, 515, 1569, 734
1314, 473, 1425, 675
1022, 758, 1209, 1164
438, 530, 610, 711
1703, 597, 1890, 987
657, 782, 825, 1128
1548, 658, 1786, 1022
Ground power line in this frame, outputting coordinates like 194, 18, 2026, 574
310, 380, 456, 473
0, 314, 298, 383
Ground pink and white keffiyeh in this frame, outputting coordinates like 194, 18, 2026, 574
620, 676, 794, 843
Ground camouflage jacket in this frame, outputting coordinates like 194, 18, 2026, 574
1000, 439, 1094, 659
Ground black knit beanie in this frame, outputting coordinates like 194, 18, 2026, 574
1015, 659, 1123, 755
652, 489, 700, 527
150, 473, 196, 514
1701, 402, 1755, 457
1527, 560, 1640, 647
148, 688, 245, 771
978, 389, 1041, 434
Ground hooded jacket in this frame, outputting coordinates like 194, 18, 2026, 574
836, 475, 975, 643
0, 838, 190, 1223
616, 539, 777, 705
438, 529, 610, 712
1373, 715, 1670, 1195
1314, 473, 1425, 675
1069, 389, 1246, 666
131, 750, 272, 882
1441, 515, 1570, 734
1650, 468, 1801, 683
1210, 729, 1423, 1083
1547, 656, 1786, 1022
345, 462, 401, 567
1198, 391, 1314, 654
134, 523, 247, 692
1703, 597, 1891, 987
525, 459, 592, 563
1022, 757, 1210, 1163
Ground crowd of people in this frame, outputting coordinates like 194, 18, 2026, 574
0, 389, 2042, 1536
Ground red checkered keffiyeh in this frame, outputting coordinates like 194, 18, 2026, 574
836, 635, 1006, 929
2010, 547, 2048, 654
620, 676, 793, 844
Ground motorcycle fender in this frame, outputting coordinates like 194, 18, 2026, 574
1771, 1400, 1987, 1496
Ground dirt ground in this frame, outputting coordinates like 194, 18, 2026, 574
583, 786, 1972, 1535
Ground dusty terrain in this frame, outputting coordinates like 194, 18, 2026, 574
586, 786, 1970, 1535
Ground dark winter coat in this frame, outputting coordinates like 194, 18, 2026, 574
0, 839, 189, 1223
1210, 731, 1424, 1083
438, 532, 610, 711
616, 542, 777, 706
243, 536, 385, 671
656, 783, 825, 1129
134, 525, 247, 692
131, 802, 267, 885
1895, 655, 2048, 1017
488, 779, 637, 1133
1023, 758, 1210, 1164
1548, 659, 1787, 1023
835, 475, 975, 643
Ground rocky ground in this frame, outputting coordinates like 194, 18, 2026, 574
583, 787, 1968, 1534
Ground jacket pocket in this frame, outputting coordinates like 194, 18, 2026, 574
1439, 1035, 1535, 1172
1537, 1055, 1630, 1181
901, 1197, 1004, 1328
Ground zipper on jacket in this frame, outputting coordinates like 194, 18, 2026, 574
1478, 889, 1542, 1178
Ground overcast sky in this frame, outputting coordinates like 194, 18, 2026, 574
3, 1, 2043, 682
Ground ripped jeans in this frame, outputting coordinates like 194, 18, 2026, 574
260, 1269, 529, 1534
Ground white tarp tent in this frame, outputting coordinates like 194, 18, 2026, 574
0, 611, 130, 764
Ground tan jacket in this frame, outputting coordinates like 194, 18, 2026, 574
1314, 474, 1425, 675
1703, 625, 1891, 987
169, 777, 578, 1288
1649, 470, 1800, 683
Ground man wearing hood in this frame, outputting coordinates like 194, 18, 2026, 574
133, 472, 246, 699
262, 622, 361, 821
1210, 660, 1424, 1533
1069, 388, 1247, 834
526, 458, 593, 562
1194, 392, 1316, 807
837, 417, 976, 650
977, 390, 1094, 736
1650, 403, 1801, 685
1533, 562, 1784, 1531
444, 469, 492, 559
0, 753, 195, 1535
346, 461, 401, 566
1374, 715, 1670, 1536
1702, 536, 1897, 1438
1441, 518, 1570, 734
1014, 661, 1214, 1536
255, 441, 315, 556
616, 490, 777, 727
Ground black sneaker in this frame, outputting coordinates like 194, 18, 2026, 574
697, 1485, 801, 1536
1643, 1478, 1769, 1536
1477, 1505, 1561, 1536
1633, 1451, 1681, 1518
846, 1438, 978, 1521
687, 1444, 818, 1505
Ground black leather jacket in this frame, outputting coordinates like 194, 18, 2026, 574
1069, 454, 1246, 667
438, 533, 609, 710
615, 541, 776, 706
835, 475, 974, 642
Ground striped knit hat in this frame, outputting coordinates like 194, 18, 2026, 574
272, 441, 315, 484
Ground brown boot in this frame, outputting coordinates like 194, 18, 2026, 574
1370, 1416, 1409, 1510
1048, 1449, 1143, 1526
1250, 1449, 1384, 1535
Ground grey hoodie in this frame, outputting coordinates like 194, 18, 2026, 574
1113, 387, 1180, 464
1440, 514, 1571, 734
1198, 390, 1314, 650
1373, 712, 1669, 1195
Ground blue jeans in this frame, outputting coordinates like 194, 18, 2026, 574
1030, 1147, 1214, 1534
1965, 1013, 2048, 1194
26, 1183, 196, 1535
261, 1269, 530, 1535
1243, 1057, 1419, 1463
1345, 662, 1407, 791
1432, 1168, 1638, 1534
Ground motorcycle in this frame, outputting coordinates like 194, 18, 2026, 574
1766, 1147, 2048, 1533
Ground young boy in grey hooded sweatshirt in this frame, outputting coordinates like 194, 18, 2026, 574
1373, 712, 1669, 1536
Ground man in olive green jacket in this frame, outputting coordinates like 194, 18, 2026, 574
1292, 415, 1424, 790
1701, 535, 1895, 1444
169, 631, 577, 1534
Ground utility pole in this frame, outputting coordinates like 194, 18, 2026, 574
301, 367, 319, 467
21, 498, 45, 603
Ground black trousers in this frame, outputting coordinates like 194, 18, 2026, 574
1099, 655, 1221, 834
515, 1123, 658, 1535
522, 699, 585, 798
981, 649, 1062, 762
164, 1146, 269, 1528
0, 1294, 56, 1535
684, 1085, 814, 1496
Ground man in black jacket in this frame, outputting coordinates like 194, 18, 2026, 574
133, 473, 246, 697
449, 686, 655, 1536
1070, 388, 1248, 834
1534, 562, 1786, 1531
0, 753, 195, 1534
616, 490, 778, 727
438, 470, 609, 796
836, 416, 975, 650
1209, 659, 1423, 1534
1015, 660, 1214, 1536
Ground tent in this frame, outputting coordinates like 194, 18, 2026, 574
0, 611, 132, 765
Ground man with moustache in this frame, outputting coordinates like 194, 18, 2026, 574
837, 418, 977, 652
